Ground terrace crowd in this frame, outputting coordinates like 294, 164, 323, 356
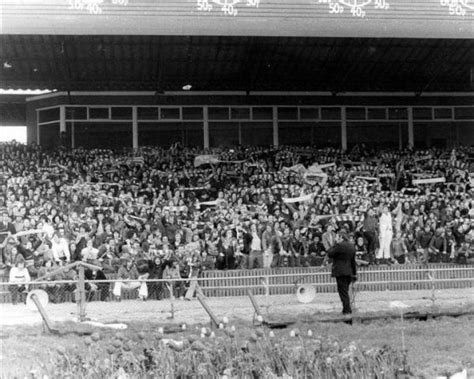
0, 141, 472, 302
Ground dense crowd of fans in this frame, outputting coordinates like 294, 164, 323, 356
0, 140, 472, 302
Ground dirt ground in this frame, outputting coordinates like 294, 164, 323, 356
1, 288, 473, 326
1, 288, 474, 378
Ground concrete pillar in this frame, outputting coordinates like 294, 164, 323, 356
71, 122, 75, 149
132, 106, 138, 149
399, 123, 403, 150
203, 106, 210, 149
341, 106, 347, 151
272, 106, 278, 147
238, 122, 242, 145
35, 110, 40, 144
407, 106, 414, 148
455, 122, 459, 148
59, 105, 66, 133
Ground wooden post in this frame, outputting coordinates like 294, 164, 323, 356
247, 289, 263, 317
166, 283, 175, 319
78, 265, 86, 322
31, 294, 59, 334
197, 294, 219, 328
260, 277, 270, 314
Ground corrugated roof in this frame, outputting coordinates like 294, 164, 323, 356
0, 35, 472, 92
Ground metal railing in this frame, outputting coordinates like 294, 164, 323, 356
1, 264, 473, 304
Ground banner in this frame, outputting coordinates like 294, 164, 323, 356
282, 192, 316, 203
315, 162, 336, 170
181, 186, 208, 191
307, 163, 335, 173
194, 155, 220, 167
128, 157, 145, 166
14, 229, 43, 238
414, 155, 432, 162
354, 176, 379, 182
304, 171, 328, 186
194, 155, 245, 167
117, 157, 145, 166
281, 163, 306, 174
196, 199, 225, 208
412, 177, 446, 185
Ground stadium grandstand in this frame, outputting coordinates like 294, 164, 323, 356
0, 0, 472, 305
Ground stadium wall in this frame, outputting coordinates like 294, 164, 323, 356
25, 93, 474, 150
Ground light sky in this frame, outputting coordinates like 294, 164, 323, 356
0, 126, 27, 144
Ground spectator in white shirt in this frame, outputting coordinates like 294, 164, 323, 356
41, 218, 55, 240
51, 233, 70, 263
377, 206, 393, 263
9, 255, 30, 304
81, 238, 99, 262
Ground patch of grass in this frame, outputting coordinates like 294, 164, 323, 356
1, 315, 473, 378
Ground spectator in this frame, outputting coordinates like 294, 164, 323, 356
355, 235, 369, 265
51, 233, 70, 264
216, 229, 237, 270
307, 234, 326, 266
362, 209, 378, 263
80, 239, 99, 262
147, 256, 165, 300
163, 260, 184, 298
417, 225, 434, 264
0, 140, 471, 306
112, 256, 148, 301
377, 206, 393, 264
322, 224, 337, 252
246, 223, 263, 269
8, 254, 30, 305
391, 231, 408, 264
429, 228, 447, 263
84, 265, 109, 301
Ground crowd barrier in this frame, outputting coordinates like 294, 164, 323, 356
198, 264, 474, 296
0, 264, 473, 304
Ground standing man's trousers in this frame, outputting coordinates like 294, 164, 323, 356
336, 276, 352, 314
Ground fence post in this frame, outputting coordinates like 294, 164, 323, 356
78, 265, 86, 322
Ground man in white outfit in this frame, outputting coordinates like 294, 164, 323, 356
377, 206, 393, 263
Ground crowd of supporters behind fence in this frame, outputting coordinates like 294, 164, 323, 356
0, 141, 472, 303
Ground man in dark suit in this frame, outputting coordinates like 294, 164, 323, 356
327, 232, 357, 315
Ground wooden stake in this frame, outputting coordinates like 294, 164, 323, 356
197, 294, 219, 328
247, 289, 263, 317
30, 294, 59, 334
78, 265, 86, 322
166, 283, 175, 319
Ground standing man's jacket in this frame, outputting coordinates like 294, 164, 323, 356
327, 242, 357, 278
